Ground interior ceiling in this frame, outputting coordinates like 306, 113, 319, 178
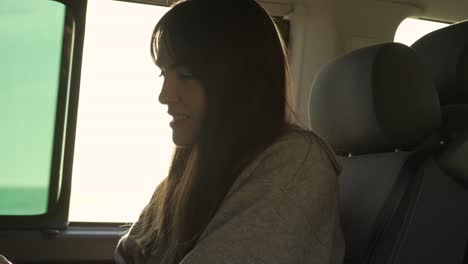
376, 0, 468, 22
123, 0, 468, 22
265, 0, 468, 22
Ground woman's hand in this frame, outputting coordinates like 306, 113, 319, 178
0, 255, 12, 264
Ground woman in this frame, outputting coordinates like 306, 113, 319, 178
113, 0, 344, 263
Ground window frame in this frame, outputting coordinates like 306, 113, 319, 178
0, 0, 87, 230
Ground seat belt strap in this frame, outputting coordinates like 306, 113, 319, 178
363, 150, 428, 264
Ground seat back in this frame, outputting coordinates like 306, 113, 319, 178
385, 23, 468, 264
378, 136, 468, 264
309, 42, 445, 263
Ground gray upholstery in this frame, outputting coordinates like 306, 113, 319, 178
308, 43, 446, 264
309, 43, 441, 155
412, 20, 468, 105
441, 104, 468, 141
338, 152, 410, 263
438, 132, 468, 186
412, 20, 468, 144
402, 21, 468, 264
372, 159, 468, 264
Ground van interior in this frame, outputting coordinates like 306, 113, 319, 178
1, 0, 467, 263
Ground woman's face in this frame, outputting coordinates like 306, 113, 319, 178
157, 41, 206, 147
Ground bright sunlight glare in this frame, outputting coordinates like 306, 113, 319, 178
394, 18, 449, 46
70, 0, 171, 223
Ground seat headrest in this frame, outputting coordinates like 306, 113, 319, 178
438, 132, 468, 186
411, 20, 468, 105
309, 43, 441, 155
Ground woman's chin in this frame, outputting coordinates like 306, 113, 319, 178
172, 133, 194, 148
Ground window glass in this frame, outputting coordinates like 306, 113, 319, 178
394, 18, 449, 46
71, 0, 171, 223
0, 0, 66, 215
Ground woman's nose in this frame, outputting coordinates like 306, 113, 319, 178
158, 77, 180, 105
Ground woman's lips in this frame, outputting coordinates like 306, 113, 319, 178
169, 114, 189, 127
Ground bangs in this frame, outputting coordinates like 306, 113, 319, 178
150, 16, 173, 67
150, 0, 194, 68
150, 0, 210, 71
150, 24, 161, 65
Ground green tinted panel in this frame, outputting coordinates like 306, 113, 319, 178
0, 0, 65, 215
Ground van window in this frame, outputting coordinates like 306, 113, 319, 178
394, 18, 449, 46
70, 0, 170, 223
0, 0, 67, 216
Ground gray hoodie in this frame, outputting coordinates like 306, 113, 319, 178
115, 129, 344, 264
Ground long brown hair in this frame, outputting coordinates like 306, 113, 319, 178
127, 0, 292, 262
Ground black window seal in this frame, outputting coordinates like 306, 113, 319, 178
0, 0, 87, 230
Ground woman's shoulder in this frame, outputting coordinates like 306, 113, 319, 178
229, 125, 341, 195
261, 125, 342, 175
